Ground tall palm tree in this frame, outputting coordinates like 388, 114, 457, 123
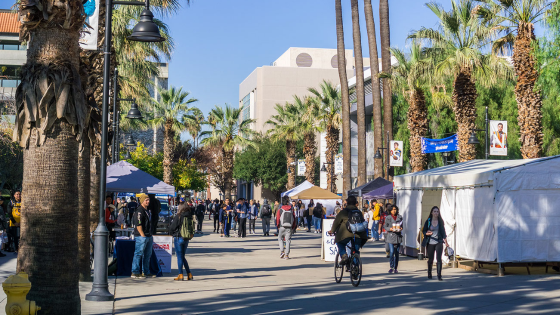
201, 105, 257, 198
294, 96, 320, 184
350, 0, 367, 186
476, 0, 551, 159
364, 0, 384, 179
409, 0, 512, 162
309, 81, 342, 193
266, 102, 303, 189
335, 0, 352, 197
13, 0, 86, 312
388, 44, 433, 172
380, 0, 393, 172
184, 111, 205, 147
148, 86, 198, 185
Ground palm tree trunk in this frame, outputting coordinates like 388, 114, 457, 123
286, 140, 296, 189
336, 0, 352, 198
304, 133, 316, 183
364, 0, 384, 179
326, 125, 340, 193
453, 70, 477, 162
514, 22, 542, 159
408, 89, 428, 172
78, 136, 92, 282
223, 148, 234, 199
380, 0, 393, 178
351, 0, 367, 186
163, 120, 174, 185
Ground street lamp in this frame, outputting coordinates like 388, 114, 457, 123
125, 135, 136, 147
87, 0, 166, 302
467, 106, 489, 160
443, 151, 450, 166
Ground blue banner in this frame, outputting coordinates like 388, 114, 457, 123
421, 134, 458, 153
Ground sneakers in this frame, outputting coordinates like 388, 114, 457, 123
280, 252, 285, 259
131, 273, 145, 279
143, 273, 157, 278
394, 269, 399, 274
284, 255, 290, 260
389, 268, 394, 274
340, 254, 349, 265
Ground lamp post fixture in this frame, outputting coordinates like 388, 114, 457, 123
86, 0, 165, 302
467, 106, 489, 160
442, 151, 450, 166
374, 131, 391, 180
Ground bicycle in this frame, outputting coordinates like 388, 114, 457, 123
334, 235, 362, 287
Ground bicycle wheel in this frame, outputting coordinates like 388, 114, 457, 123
334, 254, 344, 283
350, 254, 362, 287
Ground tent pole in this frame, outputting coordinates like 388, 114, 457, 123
453, 189, 458, 268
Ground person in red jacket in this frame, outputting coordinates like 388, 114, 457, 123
276, 201, 297, 259
105, 195, 117, 240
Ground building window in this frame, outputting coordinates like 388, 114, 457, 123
241, 93, 250, 122
0, 41, 26, 51
0, 65, 21, 88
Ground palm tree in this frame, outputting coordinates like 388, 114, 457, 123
294, 96, 320, 184
335, 0, 352, 197
266, 102, 302, 189
476, 0, 550, 159
184, 111, 205, 148
388, 44, 433, 172
148, 86, 198, 185
201, 105, 257, 198
364, 0, 384, 179
409, 0, 512, 162
380, 0, 393, 170
13, 0, 86, 312
350, 0, 367, 186
309, 81, 342, 193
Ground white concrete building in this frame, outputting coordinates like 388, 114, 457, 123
0, 9, 26, 112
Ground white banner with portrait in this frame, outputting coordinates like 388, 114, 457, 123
389, 141, 403, 167
80, 0, 100, 50
490, 120, 508, 156
334, 154, 343, 175
297, 159, 305, 176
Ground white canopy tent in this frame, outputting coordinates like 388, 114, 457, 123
281, 181, 314, 197
281, 181, 342, 216
395, 156, 560, 263
106, 161, 176, 195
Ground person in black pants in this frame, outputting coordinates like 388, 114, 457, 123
236, 198, 248, 238
422, 206, 449, 281
212, 199, 221, 232
195, 202, 205, 234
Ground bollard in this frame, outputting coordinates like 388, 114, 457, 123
2, 272, 41, 315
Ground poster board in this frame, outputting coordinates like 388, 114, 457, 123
152, 235, 172, 273
322, 219, 337, 262
297, 159, 306, 176
334, 154, 343, 175
79, 0, 100, 50
389, 141, 403, 167
490, 120, 508, 156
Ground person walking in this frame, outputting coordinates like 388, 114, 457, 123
260, 199, 272, 236
385, 205, 403, 274
105, 196, 117, 242
131, 194, 155, 278
312, 203, 323, 233
372, 200, 381, 241
248, 200, 259, 234
212, 199, 221, 233
272, 200, 280, 236
236, 198, 249, 238
169, 202, 195, 281
276, 201, 297, 259
147, 194, 161, 236
306, 199, 314, 232
7, 191, 21, 253
422, 206, 449, 280
219, 203, 231, 237
231, 200, 238, 233
364, 204, 373, 240
195, 201, 205, 234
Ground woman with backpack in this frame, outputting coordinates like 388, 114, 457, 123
312, 203, 323, 233
384, 205, 403, 274
169, 203, 194, 281
422, 206, 448, 280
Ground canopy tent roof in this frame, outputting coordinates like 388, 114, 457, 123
290, 186, 341, 200
394, 158, 547, 189
281, 181, 314, 197
106, 161, 175, 195
348, 177, 392, 197
363, 183, 394, 200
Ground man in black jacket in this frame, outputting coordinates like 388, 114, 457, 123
195, 202, 205, 234
131, 194, 155, 279
147, 194, 161, 235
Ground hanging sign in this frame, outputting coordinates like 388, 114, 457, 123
297, 159, 306, 176
421, 134, 458, 154
80, 0, 100, 50
389, 141, 404, 167
490, 120, 508, 156
334, 154, 343, 175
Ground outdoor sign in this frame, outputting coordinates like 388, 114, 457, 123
322, 219, 337, 262
421, 134, 458, 154
490, 120, 508, 156
297, 159, 306, 176
389, 141, 404, 167
152, 236, 172, 273
334, 154, 343, 175
80, 0, 100, 50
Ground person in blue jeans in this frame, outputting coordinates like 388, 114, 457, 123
169, 201, 194, 281
384, 205, 403, 274
131, 194, 155, 278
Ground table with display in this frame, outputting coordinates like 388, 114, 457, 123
113, 239, 162, 277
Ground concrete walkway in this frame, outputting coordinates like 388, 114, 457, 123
1, 219, 560, 314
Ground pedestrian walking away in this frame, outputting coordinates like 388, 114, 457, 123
260, 199, 272, 236
212, 199, 221, 233
195, 202, 205, 234
385, 205, 403, 274
272, 200, 280, 236
422, 206, 449, 280
169, 202, 195, 281
277, 201, 297, 259
312, 203, 323, 233
131, 194, 156, 278
249, 199, 259, 234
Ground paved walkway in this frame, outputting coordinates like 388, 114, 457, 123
1, 219, 560, 314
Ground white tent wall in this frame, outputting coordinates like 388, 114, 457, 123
439, 190, 456, 264
396, 189, 423, 255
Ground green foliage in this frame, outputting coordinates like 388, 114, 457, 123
123, 143, 164, 180
0, 124, 23, 190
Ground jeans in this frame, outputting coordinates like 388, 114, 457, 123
196, 215, 204, 232
307, 215, 312, 231
238, 218, 247, 237
278, 227, 293, 255
131, 236, 153, 275
174, 237, 191, 274
313, 217, 321, 231
262, 217, 271, 234
337, 237, 362, 260
231, 219, 237, 231
249, 219, 256, 233
214, 216, 219, 231
372, 220, 380, 240
389, 243, 400, 270
223, 221, 231, 236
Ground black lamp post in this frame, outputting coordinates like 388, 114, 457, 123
467, 106, 489, 160
86, 0, 165, 302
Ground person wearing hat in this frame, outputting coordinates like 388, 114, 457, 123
131, 193, 155, 278
327, 196, 368, 265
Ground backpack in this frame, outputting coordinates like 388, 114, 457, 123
313, 205, 323, 218
346, 209, 367, 233
280, 208, 294, 228
261, 204, 272, 217
180, 215, 195, 240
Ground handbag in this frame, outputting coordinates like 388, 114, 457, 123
421, 233, 429, 247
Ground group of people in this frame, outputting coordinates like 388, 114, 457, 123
0, 191, 22, 256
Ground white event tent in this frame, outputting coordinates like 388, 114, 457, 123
395, 156, 560, 263
106, 161, 175, 195
281, 181, 341, 216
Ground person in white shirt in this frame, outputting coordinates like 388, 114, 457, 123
365, 204, 375, 240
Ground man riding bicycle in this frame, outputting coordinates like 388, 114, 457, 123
328, 196, 369, 264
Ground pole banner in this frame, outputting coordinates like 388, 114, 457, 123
421, 134, 458, 154
80, 0, 100, 50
